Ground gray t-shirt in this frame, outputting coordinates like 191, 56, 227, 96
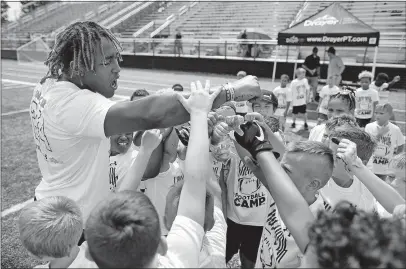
328, 55, 344, 77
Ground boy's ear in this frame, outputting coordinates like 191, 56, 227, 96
307, 179, 322, 192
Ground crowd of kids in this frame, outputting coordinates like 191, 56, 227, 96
19, 21, 405, 269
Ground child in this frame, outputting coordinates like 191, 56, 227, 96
354, 71, 379, 128
130, 88, 150, 101
320, 126, 378, 212
18, 196, 95, 268
317, 77, 339, 124
370, 73, 401, 92
164, 178, 226, 268
250, 89, 278, 118
290, 68, 310, 130
309, 88, 356, 142
273, 74, 292, 131
365, 103, 405, 181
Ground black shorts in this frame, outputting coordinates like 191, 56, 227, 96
356, 118, 371, 128
292, 105, 307, 114
226, 218, 264, 263
34, 196, 86, 246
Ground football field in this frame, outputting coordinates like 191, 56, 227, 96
1, 59, 405, 268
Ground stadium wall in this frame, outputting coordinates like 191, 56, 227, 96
2, 51, 405, 88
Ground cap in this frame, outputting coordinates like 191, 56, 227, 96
327, 47, 336, 54
172, 84, 183, 92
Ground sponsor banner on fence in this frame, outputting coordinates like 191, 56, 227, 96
279, 34, 379, 47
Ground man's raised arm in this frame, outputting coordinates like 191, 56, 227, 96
104, 76, 261, 137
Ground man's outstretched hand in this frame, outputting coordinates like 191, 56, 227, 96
232, 75, 261, 102
234, 121, 279, 160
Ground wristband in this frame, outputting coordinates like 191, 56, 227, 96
223, 83, 235, 102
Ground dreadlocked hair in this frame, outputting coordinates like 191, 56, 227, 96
41, 21, 122, 84
329, 86, 356, 112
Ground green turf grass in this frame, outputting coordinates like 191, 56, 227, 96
1, 85, 33, 114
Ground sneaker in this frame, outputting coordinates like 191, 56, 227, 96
291, 122, 296, 128
304, 123, 309, 130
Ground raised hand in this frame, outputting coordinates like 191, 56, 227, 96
208, 111, 223, 136
177, 80, 221, 114
234, 121, 279, 160
244, 112, 264, 123
232, 75, 261, 102
334, 137, 363, 171
224, 115, 244, 136
141, 129, 162, 152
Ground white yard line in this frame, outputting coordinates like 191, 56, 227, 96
1, 79, 129, 100
2, 108, 30, 116
1, 199, 34, 218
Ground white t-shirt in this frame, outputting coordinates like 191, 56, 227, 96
365, 122, 405, 175
158, 216, 205, 268
318, 85, 339, 115
354, 88, 379, 119
320, 176, 377, 213
255, 193, 329, 268
30, 79, 115, 225
144, 162, 184, 235
273, 86, 292, 116
226, 156, 270, 226
109, 144, 140, 192
290, 78, 310, 107
199, 206, 227, 268
308, 124, 326, 142
370, 81, 389, 92
34, 242, 97, 268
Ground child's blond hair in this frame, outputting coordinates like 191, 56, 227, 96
18, 196, 83, 258
358, 70, 373, 81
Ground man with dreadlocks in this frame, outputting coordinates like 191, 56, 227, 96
29, 21, 261, 244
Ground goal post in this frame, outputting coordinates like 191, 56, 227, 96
16, 37, 51, 63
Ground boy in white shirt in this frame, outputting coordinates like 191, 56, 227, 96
365, 103, 405, 181
272, 74, 292, 131
354, 71, 379, 128
290, 68, 310, 130
317, 77, 339, 124
84, 80, 221, 268
18, 196, 96, 268
321, 125, 378, 212
370, 73, 401, 92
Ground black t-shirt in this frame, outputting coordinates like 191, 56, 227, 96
303, 54, 321, 77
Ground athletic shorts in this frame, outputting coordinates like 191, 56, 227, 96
292, 104, 307, 114
356, 118, 371, 128
226, 218, 264, 263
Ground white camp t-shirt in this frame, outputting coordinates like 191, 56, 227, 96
158, 216, 205, 268
308, 124, 326, 142
144, 162, 184, 235
199, 206, 227, 268
318, 85, 340, 115
273, 86, 292, 116
226, 155, 270, 226
255, 193, 330, 268
365, 122, 405, 175
370, 81, 389, 92
354, 88, 379, 119
34, 242, 97, 268
320, 176, 377, 213
290, 78, 310, 107
109, 144, 140, 192
30, 79, 115, 225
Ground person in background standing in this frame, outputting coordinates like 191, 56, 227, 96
174, 28, 183, 56
327, 47, 345, 86
302, 47, 321, 102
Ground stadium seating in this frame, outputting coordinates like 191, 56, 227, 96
289, 1, 406, 64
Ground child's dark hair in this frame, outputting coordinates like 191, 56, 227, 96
172, 84, 183, 92
281, 74, 290, 81
308, 201, 406, 268
130, 89, 150, 101
41, 21, 122, 83
329, 86, 356, 111
376, 73, 389, 82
